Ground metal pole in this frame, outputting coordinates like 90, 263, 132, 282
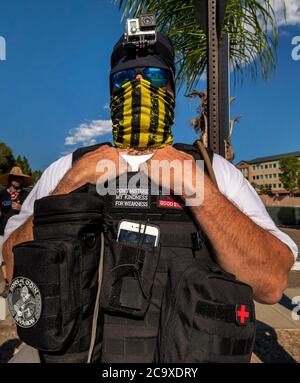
195, 0, 229, 156
218, 34, 229, 157
207, 0, 220, 153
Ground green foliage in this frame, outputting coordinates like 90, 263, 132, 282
15, 155, 32, 176
0, 142, 42, 186
0, 142, 15, 175
259, 184, 272, 195
117, 0, 286, 91
31, 170, 43, 184
279, 156, 300, 196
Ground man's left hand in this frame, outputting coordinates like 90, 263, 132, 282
140, 146, 204, 202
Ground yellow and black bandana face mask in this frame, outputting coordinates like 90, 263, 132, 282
110, 78, 175, 150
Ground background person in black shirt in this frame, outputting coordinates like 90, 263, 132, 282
0, 166, 32, 297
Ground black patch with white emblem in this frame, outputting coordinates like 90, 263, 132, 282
8, 277, 42, 328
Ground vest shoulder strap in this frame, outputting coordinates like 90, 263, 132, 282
173, 140, 218, 190
194, 140, 218, 189
72, 142, 112, 165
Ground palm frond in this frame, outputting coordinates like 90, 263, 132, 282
116, 0, 287, 92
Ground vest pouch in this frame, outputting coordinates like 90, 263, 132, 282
32, 187, 105, 242
101, 240, 161, 318
10, 238, 82, 352
156, 258, 256, 363
9, 189, 106, 363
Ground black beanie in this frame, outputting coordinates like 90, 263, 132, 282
110, 31, 175, 91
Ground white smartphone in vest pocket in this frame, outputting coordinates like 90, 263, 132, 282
117, 220, 160, 247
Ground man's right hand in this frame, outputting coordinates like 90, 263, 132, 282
73, 145, 128, 184
52, 145, 129, 195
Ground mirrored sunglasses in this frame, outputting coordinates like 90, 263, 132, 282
111, 67, 170, 89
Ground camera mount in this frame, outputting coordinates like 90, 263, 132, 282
123, 13, 157, 50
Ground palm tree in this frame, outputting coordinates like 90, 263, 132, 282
186, 90, 208, 145
117, 0, 286, 92
186, 91, 241, 161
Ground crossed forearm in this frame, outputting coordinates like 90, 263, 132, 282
189, 176, 294, 304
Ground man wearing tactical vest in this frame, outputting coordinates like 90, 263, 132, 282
3, 16, 298, 363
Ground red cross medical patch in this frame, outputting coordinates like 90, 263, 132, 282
235, 304, 250, 326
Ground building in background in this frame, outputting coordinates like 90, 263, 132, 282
236, 151, 300, 195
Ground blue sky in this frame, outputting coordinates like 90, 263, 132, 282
0, 0, 299, 171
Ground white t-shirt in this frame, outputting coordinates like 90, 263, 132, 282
3, 151, 298, 262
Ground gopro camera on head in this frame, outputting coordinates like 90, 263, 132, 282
123, 13, 157, 49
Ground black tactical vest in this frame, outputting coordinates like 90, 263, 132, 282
10, 141, 256, 363
75, 142, 216, 363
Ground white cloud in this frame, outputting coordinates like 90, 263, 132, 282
65, 119, 112, 146
273, 0, 300, 27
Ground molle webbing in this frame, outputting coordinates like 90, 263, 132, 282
190, 331, 254, 358
195, 300, 255, 323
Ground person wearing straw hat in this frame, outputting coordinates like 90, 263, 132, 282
0, 166, 32, 297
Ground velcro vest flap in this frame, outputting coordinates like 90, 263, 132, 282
33, 186, 104, 221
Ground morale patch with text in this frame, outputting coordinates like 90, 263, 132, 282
113, 187, 150, 209
157, 195, 184, 209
